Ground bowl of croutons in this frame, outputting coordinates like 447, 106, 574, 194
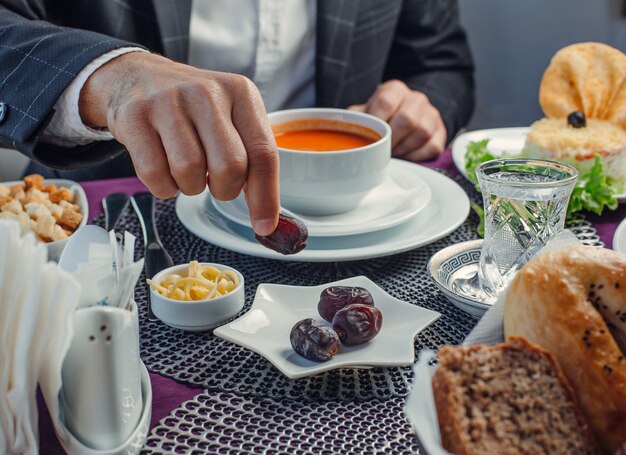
0, 174, 88, 261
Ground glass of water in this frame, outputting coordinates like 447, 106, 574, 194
475, 158, 578, 302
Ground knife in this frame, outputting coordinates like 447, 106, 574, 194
130, 192, 173, 322
103, 193, 130, 231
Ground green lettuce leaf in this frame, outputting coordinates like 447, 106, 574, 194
566, 155, 620, 217
465, 139, 494, 185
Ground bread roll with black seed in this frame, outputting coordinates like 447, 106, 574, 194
504, 245, 626, 453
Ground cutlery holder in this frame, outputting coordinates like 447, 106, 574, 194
60, 300, 143, 450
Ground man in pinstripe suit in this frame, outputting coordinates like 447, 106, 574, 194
0, 0, 473, 236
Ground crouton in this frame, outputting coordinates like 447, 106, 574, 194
2, 199, 23, 215
0, 195, 12, 207
49, 187, 73, 203
23, 188, 47, 206
58, 208, 83, 231
36, 215, 56, 242
9, 184, 25, 201
23, 174, 44, 190
42, 184, 57, 194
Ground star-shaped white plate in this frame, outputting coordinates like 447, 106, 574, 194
214, 276, 441, 379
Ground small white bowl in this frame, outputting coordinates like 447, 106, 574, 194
149, 262, 245, 331
268, 108, 392, 216
1, 178, 88, 262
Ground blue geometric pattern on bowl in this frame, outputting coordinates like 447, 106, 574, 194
439, 248, 482, 284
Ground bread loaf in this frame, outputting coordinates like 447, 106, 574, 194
432, 337, 596, 455
504, 245, 626, 453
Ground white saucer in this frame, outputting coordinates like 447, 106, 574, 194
427, 240, 490, 317
211, 166, 431, 237
214, 276, 441, 379
451, 127, 626, 202
176, 160, 470, 262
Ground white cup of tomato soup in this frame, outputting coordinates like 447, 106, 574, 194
268, 108, 392, 216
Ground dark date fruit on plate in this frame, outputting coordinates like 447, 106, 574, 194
332, 304, 383, 346
318, 286, 375, 322
255, 213, 308, 255
290, 318, 340, 361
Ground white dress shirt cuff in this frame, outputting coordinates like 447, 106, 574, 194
41, 47, 147, 147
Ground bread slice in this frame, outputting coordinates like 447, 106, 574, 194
432, 337, 596, 455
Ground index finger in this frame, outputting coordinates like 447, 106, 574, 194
230, 79, 280, 236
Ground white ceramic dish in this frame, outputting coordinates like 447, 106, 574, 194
427, 239, 490, 318
613, 217, 626, 253
213, 276, 441, 379
269, 108, 392, 216
1, 178, 89, 261
451, 127, 626, 202
176, 160, 470, 262
149, 262, 245, 331
210, 164, 431, 237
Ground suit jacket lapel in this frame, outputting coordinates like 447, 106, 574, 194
152, 0, 192, 62
316, 0, 359, 107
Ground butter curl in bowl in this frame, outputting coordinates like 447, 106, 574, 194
148, 261, 244, 331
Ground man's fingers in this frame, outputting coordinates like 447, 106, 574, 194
392, 112, 437, 157
230, 77, 280, 236
122, 126, 178, 199
365, 80, 407, 121
347, 104, 367, 112
183, 81, 249, 202
387, 93, 430, 149
153, 108, 207, 196
399, 127, 446, 162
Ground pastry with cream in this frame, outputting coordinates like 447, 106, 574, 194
525, 42, 626, 183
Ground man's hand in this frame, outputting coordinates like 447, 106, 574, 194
79, 52, 279, 236
349, 80, 446, 162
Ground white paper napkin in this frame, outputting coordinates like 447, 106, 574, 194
0, 220, 81, 455
405, 229, 583, 454
65, 227, 144, 309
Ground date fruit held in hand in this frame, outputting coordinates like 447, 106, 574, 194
290, 318, 341, 361
332, 304, 383, 346
255, 213, 308, 255
318, 286, 375, 322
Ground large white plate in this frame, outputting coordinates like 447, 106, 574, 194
175, 160, 470, 262
211, 164, 431, 238
451, 127, 626, 202
214, 276, 441, 379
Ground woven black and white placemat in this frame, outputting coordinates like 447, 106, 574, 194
94, 171, 602, 403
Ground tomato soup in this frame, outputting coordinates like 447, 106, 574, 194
273, 119, 381, 152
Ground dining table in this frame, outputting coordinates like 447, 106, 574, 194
36, 148, 626, 454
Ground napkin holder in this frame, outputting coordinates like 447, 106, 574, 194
57, 300, 152, 454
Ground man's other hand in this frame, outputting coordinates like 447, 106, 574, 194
349, 80, 446, 162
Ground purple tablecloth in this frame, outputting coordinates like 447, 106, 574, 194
37, 149, 626, 452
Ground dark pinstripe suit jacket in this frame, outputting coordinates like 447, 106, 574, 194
0, 0, 474, 179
